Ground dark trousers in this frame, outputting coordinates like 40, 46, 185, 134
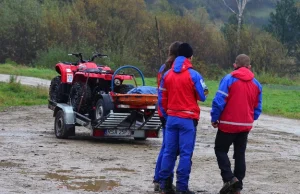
214, 129, 249, 189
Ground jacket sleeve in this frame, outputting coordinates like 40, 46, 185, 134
254, 79, 263, 120
158, 71, 169, 119
157, 64, 165, 88
188, 69, 207, 102
210, 75, 231, 122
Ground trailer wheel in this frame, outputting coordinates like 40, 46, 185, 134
54, 110, 74, 139
69, 82, 91, 114
134, 137, 147, 141
94, 98, 110, 121
49, 76, 67, 103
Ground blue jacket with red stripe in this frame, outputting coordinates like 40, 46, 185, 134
211, 67, 262, 133
157, 64, 166, 117
158, 56, 207, 120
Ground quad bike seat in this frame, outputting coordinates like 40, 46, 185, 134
83, 68, 102, 73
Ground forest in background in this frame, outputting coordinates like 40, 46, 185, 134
0, 0, 300, 78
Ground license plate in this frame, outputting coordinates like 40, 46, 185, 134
105, 129, 131, 137
67, 74, 73, 83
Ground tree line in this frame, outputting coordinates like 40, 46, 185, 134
0, 0, 299, 78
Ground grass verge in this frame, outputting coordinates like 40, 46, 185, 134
0, 63, 57, 80
0, 80, 48, 111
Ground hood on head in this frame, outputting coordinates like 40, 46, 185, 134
172, 56, 193, 73
231, 67, 254, 81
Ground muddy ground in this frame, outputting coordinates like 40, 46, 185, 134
0, 105, 299, 194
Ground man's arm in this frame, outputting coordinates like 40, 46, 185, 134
254, 80, 263, 120
158, 71, 169, 119
188, 69, 207, 102
211, 75, 231, 123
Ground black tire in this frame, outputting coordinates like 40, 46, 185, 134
93, 98, 110, 121
49, 76, 67, 103
134, 137, 147, 141
114, 84, 134, 94
54, 110, 75, 139
69, 82, 92, 114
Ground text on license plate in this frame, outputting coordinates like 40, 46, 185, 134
105, 129, 131, 136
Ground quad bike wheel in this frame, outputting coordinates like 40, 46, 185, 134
92, 98, 110, 122
114, 84, 134, 94
49, 76, 67, 103
69, 82, 91, 114
54, 110, 75, 139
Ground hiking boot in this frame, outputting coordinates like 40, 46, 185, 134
175, 189, 195, 194
160, 178, 176, 194
233, 188, 241, 194
219, 177, 239, 194
154, 181, 160, 192
161, 186, 176, 194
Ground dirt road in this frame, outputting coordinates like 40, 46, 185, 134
0, 74, 299, 193
0, 74, 50, 87
0, 105, 299, 194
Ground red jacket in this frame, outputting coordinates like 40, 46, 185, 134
211, 67, 263, 133
158, 56, 207, 120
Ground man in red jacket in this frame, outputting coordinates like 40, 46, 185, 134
159, 43, 207, 194
211, 54, 262, 194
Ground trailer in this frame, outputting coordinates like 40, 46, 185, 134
48, 65, 162, 140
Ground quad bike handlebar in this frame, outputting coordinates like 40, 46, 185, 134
68, 53, 108, 64
90, 53, 108, 61
68, 53, 84, 63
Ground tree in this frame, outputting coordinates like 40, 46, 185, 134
222, 0, 250, 54
266, 0, 300, 52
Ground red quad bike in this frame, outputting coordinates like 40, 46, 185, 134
48, 64, 162, 141
49, 53, 134, 114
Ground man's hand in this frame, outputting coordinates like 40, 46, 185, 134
211, 121, 219, 128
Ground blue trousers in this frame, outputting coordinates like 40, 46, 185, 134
154, 126, 166, 182
159, 116, 196, 191
154, 118, 176, 182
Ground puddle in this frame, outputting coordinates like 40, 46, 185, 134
64, 180, 119, 192
103, 167, 135, 172
45, 172, 117, 192
0, 161, 20, 168
56, 169, 73, 173
70, 167, 81, 170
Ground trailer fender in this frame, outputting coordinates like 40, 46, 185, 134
53, 103, 75, 125
101, 94, 114, 111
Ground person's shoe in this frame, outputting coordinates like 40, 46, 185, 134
233, 188, 241, 194
161, 188, 175, 194
160, 178, 176, 194
154, 181, 160, 192
175, 189, 195, 194
219, 177, 239, 194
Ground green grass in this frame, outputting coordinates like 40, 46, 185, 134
0, 64, 299, 119
0, 63, 57, 80
0, 81, 48, 111
262, 85, 300, 119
